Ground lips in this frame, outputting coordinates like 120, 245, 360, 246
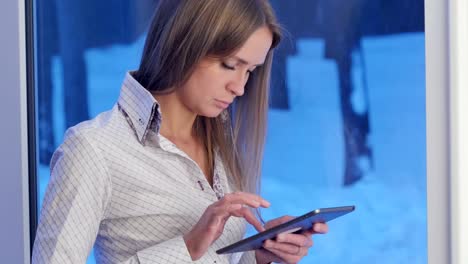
215, 99, 231, 109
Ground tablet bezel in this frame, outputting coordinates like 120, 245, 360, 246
216, 205, 355, 254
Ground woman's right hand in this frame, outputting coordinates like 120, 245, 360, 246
183, 191, 270, 260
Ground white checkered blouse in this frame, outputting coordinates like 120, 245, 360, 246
32, 72, 256, 264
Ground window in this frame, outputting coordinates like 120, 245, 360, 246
33, 1, 426, 263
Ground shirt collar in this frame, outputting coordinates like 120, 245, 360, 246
117, 71, 162, 145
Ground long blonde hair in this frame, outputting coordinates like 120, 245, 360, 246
135, 0, 282, 197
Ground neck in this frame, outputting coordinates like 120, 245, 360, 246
153, 92, 197, 141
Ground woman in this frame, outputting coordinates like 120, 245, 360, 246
32, 0, 328, 263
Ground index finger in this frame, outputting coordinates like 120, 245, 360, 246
222, 192, 270, 208
265, 215, 295, 229
228, 205, 266, 232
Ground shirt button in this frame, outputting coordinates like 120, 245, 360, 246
197, 180, 205, 191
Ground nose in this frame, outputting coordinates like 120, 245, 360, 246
227, 73, 247, 96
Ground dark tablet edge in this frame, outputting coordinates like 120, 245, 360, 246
216, 205, 355, 254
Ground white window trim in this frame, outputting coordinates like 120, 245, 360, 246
425, 0, 451, 263
449, 0, 468, 263
0, 0, 30, 263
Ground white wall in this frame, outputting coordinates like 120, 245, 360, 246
0, 0, 31, 263
426, 0, 468, 263
449, 0, 468, 263
425, 0, 451, 263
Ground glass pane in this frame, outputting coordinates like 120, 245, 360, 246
259, 0, 427, 263
33, 1, 426, 263
34, 1, 157, 263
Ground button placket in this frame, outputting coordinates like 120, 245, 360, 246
212, 171, 224, 200
188, 161, 216, 200
159, 136, 217, 199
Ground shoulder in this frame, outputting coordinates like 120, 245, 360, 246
45, 111, 118, 210
56, 105, 135, 158
63, 107, 120, 144
51, 107, 126, 171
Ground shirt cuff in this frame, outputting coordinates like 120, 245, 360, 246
136, 236, 226, 264
136, 236, 192, 263
238, 250, 257, 263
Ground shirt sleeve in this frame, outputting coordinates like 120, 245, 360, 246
32, 131, 114, 263
238, 250, 257, 264
31, 131, 225, 264
32, 132, 112, 263
118, 236, 238, 264
121, 236, 220, 264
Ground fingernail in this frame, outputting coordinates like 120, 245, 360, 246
262, 200, 271, 207
276, 234, 284, 241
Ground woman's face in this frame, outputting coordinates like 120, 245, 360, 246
176, 26, 273, 117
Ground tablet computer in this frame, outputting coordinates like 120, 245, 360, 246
216, 205, 355, 254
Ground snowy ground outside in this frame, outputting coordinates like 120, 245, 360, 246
37, 32, 427, 263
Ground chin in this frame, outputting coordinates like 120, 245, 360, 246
197, 109, 223, 118
200, 112, 222, 118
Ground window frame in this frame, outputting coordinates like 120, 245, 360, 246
0, 0, 32, 263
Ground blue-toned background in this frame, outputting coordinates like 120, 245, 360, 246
35, 1, 427, 263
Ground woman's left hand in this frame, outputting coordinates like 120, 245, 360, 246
255, 216, 329, 264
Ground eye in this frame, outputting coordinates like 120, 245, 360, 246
221, 62, 235, 70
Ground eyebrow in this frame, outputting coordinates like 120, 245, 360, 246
232, 56, 264, 67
